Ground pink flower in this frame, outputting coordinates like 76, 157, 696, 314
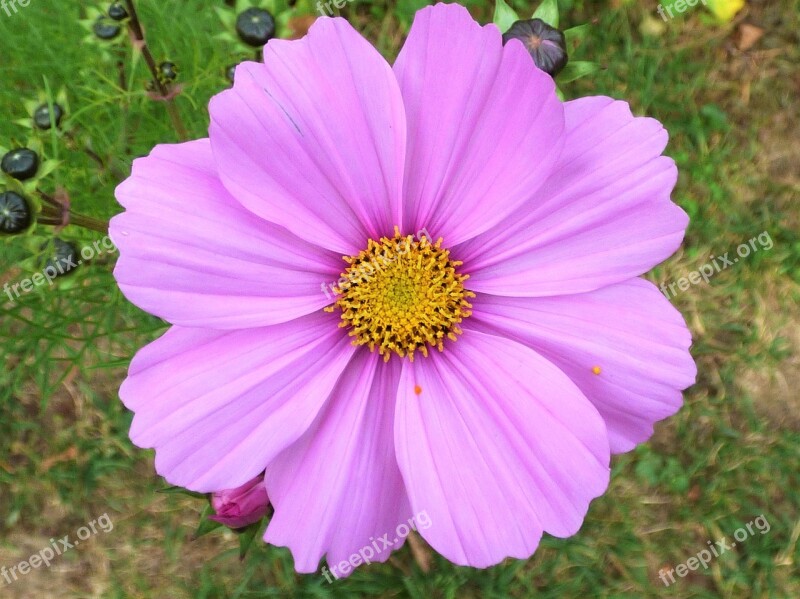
111, 4, 695, 573
209, 474, 270, 529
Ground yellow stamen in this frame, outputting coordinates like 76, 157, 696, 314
327, 227, 474, 361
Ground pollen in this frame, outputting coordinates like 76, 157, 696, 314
591, 365, 602, 375
414, 385, 423, 395
326, 227, 474, 361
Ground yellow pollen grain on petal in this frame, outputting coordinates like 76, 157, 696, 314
328, 227, 474, 361
414, 385, 422, 395
592, 365, 602, 375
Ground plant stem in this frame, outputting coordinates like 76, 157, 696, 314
38, 192, 110, 234
124, 0, 188, 141
165, 101, 188, 141
68, 213, 110, 234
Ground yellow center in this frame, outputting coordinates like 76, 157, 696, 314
326, 227, 474, 361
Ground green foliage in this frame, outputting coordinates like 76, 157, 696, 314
492, 0, 520, 31
532, 0, 558, 27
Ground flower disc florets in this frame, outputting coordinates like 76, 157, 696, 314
327, 227, 474, 361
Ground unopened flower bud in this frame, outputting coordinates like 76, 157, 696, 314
42, 238, 80, 278
236, 8, 276, 47
33, 103, 65, 130
209, 474, 269, 529
158, 61, 178, 83
0, 191, 32, 234
502, 18, 569, 77
108, 2, 129, 21
94, 17, 122, 40
1, 148, 39, 181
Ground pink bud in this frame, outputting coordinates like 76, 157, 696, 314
209, 474, 269, 529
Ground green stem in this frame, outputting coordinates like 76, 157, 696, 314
38, 193, 110, 234
68, 213, 110, 235
165, 99, 189, 141
125, 0, 188, 141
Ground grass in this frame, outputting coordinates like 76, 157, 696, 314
1, 0, 799, 597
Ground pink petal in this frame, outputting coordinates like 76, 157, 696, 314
265, 351, 411, 575
471, 278, 696, 453
457, 97, 689, 296
209, 18, 406, 255
111, 139, 342, 328
394, 3, 564, 246
119, 311, 356, 492
395, 329, 610, 568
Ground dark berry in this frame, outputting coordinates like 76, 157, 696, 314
502, 19, 568, 77
33, 103, 65, 130
226, 64, 237, 84
108, 2, 129, 20
235, 8, 276, 47
42, 238, 80, 277
93, 17, 122, 40
1, 148, 40, 181
0, 191, 32, 234
159, 61, 178, 83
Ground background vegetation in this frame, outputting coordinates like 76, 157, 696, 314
1, 0, 798, 597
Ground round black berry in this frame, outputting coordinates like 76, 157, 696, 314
0, 191, 32, 235
502, 19, 568, 77
1, 148, 40, 181
226, 64, 237, 84
108, 2, 129, 20
159, 61, 178, 83
235, 8, 276, 47
93, 17, 122, 40
42, 238, 80, 278
33, 103, 65, 130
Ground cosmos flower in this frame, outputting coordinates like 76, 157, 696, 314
111, 3, 695, 572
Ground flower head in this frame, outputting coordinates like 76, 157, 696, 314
112, 4, 695, 573
210, 474, 270, 529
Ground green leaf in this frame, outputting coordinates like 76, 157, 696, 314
215, 6, 236, 29
238, 522, 261, 560
493, 0, 520, 32
564, 22, 590, 46
35, 160, 60, 181
532, 0, 559, 28
193, 503, 224, 540
158, 485, 207, 500
557, 60, 599, 83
